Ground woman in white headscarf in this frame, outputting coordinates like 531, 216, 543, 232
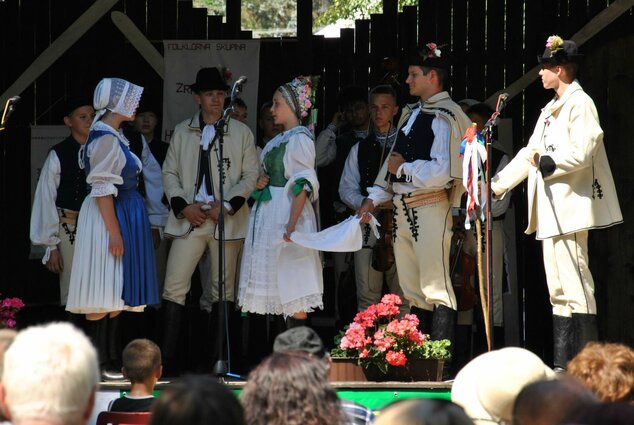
67, 79, 159, 339
238, 76, 323, 327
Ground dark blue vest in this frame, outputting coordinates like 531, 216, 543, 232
51, 136, 87, 211
389, 112, 435, 182
357, 134, 389, 197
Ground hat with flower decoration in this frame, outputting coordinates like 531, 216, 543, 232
407, 42, 449, 69
538, 35, 583, 64
278, 75, 319, 120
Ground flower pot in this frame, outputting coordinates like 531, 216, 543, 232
363, 358, 444, 382
329, 357, 444, 382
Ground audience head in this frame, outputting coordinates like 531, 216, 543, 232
513, 376, 598, 425
241, 351, 344, 425
466, 102, 495, 132
451, 347, 555, 425
0, 329, 16, 422
149, 375, 244, 425
567, 341, 634, 404
273, 326, 327, 360
0, 322, 99, 425
375, 398, 474, 425
122, 338, 162, 384
567, 401, 634, 425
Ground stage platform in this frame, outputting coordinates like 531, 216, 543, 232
92, 378, 452, 424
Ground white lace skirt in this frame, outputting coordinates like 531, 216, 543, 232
238, 187, 323, 317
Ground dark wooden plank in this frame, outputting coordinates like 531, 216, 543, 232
354, 19, 370, 90
322, 37, 341, 127
146, 0, 164, 40
225, 0, 241, 38
177, 1, 195, 39
565, 0, 590, 36
418, 0, 438, 43
451, 0, 468, 102
464, 0, 485, 102
208, 15, 224, 39
369, 13, 386, 86
485, 0, 505, 98
162, 0, 178, 39
190, 7, 209, 39
398, 6, 418, 55
124, 0, 147, 34
339, 28, 355, 88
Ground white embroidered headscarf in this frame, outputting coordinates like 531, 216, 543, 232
91, 78, 143, 129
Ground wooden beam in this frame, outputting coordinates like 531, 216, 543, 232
0, 0, 120, 107
111, 11, 165, 78
486, 0, 634, 105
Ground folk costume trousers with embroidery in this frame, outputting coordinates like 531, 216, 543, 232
57, 222, 76, 306
163, 220, 242, 309
392, 196, 457, 312
542, 230, 596, 317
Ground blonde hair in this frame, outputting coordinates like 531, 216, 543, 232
2, 323, 99, 425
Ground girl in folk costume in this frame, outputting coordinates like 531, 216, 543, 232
67, 78, 159, 378
238, 76, 323, 327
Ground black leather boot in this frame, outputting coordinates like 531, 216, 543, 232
161, 300, 184, 377
410, 306, 434, 334
552, 314, 574, 372
572, 313, 598, 357
431, 305, 457, 380
102, 315, 124, 380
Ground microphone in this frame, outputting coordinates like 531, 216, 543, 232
231, 76, 247, 98
1, 95, 21, 127
234, 76, 247, 87
496, 92, 509, 113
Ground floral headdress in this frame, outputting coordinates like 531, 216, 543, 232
408, 41, 449, 69
545, 35, 564, 55
422, 42, 442, 59
538, 35, 583, 64
278, 75, 319, 120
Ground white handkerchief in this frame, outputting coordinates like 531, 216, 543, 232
290, 214, 380, 252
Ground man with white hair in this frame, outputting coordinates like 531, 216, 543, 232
0, 323, 100, 425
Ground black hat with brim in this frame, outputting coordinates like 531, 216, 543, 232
190, 67, 230, 93
62, 95, 93, 117
538, 39, 584, 65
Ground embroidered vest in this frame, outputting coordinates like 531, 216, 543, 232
357, 135, 388, 197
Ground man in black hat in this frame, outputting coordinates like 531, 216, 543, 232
161, 67, 259, 374
490, 36, 622, 371
356, 43, 471, 374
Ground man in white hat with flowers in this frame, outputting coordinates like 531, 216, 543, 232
490, 35, 622, 371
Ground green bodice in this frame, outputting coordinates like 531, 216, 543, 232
263, 142, 288, 187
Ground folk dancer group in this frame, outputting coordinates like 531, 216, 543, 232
30, 35, 622, 376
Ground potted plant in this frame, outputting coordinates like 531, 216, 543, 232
0, 295, 24, 329
330, 294, 450, 381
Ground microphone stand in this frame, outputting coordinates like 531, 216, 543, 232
480, 94, 507, 350
210, 80, 245, 381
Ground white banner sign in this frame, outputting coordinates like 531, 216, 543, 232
29, 125, 70, 258
162, 40, 261, 142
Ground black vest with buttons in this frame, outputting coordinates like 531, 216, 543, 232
357, 134, 389, 197
51, 136, 87, 211
389, 112, 435, 182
